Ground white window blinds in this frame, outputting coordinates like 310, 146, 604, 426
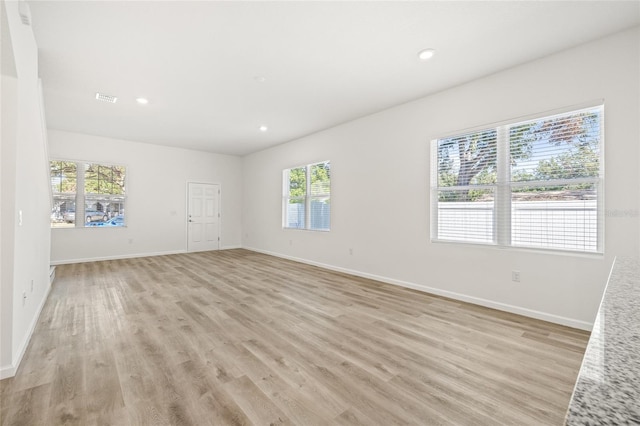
435, 129, 497, 244
432, 105, 603, 253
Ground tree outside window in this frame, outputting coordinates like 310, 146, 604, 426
50, 160, 126, 228
433, 105, 602, 252
284, 161, 330, 231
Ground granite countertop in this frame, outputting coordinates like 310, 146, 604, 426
565, 257, 640, 425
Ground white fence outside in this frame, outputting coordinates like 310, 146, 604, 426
437, 199, 598, 252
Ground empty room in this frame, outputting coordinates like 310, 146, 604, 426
1, 1, 639, 424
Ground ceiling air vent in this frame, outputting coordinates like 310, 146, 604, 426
95, 92, 118, 103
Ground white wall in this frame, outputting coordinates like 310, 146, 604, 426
1, 0, 53, 378
0, 0, 18, 375
0, 73, 18, 379
48, 130, 243, 263
242, 27, 640, 330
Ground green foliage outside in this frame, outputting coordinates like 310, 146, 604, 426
51, 161, 126, 195
288, 167, 306, 201
85, 164, 126, 195
310, 162, 330, 197
288, 162, 330, 203
50, 161, 77, 193
438, 111, 600, 201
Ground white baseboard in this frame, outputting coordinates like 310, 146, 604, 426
0, 280, 52, 380
0, 364, 15, 380
50, 247, 245, 266
244, 246, 593, 331
50, 249, 187, 265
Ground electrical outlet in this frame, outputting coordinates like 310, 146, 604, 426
31, 279, 34, 292
512, 271, 521, 282
349, 248, 353, 255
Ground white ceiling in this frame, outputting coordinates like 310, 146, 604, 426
28, 1, 640, 156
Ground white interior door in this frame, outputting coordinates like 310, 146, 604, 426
187, 182, 220, 252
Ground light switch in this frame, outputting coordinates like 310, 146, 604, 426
19, 210, 23, 226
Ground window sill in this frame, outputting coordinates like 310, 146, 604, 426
430, 238, 604, 259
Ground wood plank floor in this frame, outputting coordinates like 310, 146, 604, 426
0, 249, 589, 425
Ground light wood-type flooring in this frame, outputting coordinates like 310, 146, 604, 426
0, 249, 589, 425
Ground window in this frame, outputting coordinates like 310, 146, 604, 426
50, 161, 77, 228
283, 161, 330, 231
431, 105, 603, 253
50, 160, 126, 228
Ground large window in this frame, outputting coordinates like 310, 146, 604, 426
50, 160, 126, 228
431, 105, 603, 253
283, 161, 331, 231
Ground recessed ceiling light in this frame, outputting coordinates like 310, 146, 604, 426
417, 48, 435, 61
259, 125, 268, 132
95, 92, 117, 103
136, 97, 149, 105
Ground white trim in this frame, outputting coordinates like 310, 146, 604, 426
50, 249, 187, 266
496, 125, 510, 246
51, 247, 246, 266
433, 99, 605, 141
597, 107, 606, 254
221, 245, 242, 250
48, 156, 130, 169
429, 140, 439, 240
430, 238, 604, 259
0, 364, 16, 380
244, 246, 593, 331
0, 280, 52, 380
39, 79, 53, 209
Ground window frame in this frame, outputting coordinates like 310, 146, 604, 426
430, 103, 604, 254
50, 159, 127, 229
283, 160, 331, 231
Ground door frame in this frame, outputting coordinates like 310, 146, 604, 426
186, 181, 221, 252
